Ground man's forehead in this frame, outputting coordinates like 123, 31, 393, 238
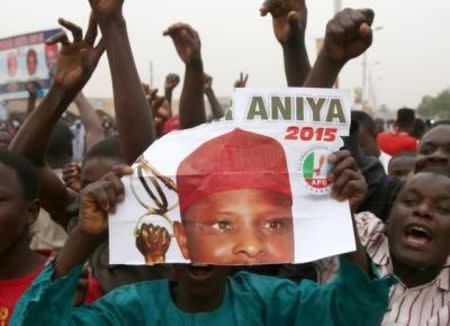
405, 173, 450, 193
0, 163, 21, 191
421, 125, 450, 145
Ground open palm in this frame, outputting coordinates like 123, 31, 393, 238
164, 23, 201, 65
48, 15, 104, 92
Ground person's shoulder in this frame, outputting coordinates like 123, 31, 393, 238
377, 131, 395, 144
355, 211, 386, 245
355, 211, 384, 227
376, 131, 389, 140
405, 135, 418, 144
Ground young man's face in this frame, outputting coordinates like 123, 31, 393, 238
388, 156, 416, 182
81, 157, 123, 188
0, 163, 38, 255
416, 125, 450, 175
387, 173, 450, 270
174, 189, 294, 265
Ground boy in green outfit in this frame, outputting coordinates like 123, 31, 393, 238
11, 149, 395, 326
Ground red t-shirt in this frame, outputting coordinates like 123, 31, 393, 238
376, 131, 418, 156
0, 261, 103, 325
161, 115, 180, 136
0, 265, 44, 326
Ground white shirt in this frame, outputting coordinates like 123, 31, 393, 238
379, 151, 392, 174
315, 212, 450, 326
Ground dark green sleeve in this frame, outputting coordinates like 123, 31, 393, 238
10, 263, 146, 326
241, 256, 395, 326
326, 256, 396, 326
10, 263, 85, 325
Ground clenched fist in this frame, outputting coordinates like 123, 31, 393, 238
135, 223, 171, 265
164, 73, 180, 92
203, 74, 213, 92
324, 8, 374, 64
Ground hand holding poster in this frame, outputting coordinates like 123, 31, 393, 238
0, 29, 61, 99
110, 87, 355, 265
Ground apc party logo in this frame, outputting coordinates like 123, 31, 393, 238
299, 146, 334, 195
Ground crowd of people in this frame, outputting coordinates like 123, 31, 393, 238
0, 0, 449, 325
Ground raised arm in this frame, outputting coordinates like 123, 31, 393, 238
142, 84, 169, 136
74, 91, 105, 151
327, 150, 369, 275
164, 73, 180, 109
304, 8, 374, 88
9, 16, 104, 226
164, 23, 205, 129
260, 0, 310, 86
203, 74, 224, 120
25, 82, 38, 116
11, 167, 133, 326
302, 9, 397, 220
252, 155, 389, 325
90, 0, 155, 164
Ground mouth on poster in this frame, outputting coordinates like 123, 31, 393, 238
109, 87, 356, 266
0, 29, 62, 100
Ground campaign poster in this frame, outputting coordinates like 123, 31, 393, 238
110, 88, 356, 265
0, 29, 61, 100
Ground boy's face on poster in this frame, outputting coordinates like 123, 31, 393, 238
174, 188, 294, 265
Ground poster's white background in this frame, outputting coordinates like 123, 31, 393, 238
110, 88, 356, 265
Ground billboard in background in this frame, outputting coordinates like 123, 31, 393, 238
0, 29, 61, 100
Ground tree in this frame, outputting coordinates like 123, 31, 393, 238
417, 89, 450, 119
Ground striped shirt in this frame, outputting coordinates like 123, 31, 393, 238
315, 212, 450, 326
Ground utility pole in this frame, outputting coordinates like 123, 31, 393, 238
362, 52, 368, 100
149, 60, 154, 86
333, 0, 343, 87
362, 27, 383, 105
334, 0, 342, 13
